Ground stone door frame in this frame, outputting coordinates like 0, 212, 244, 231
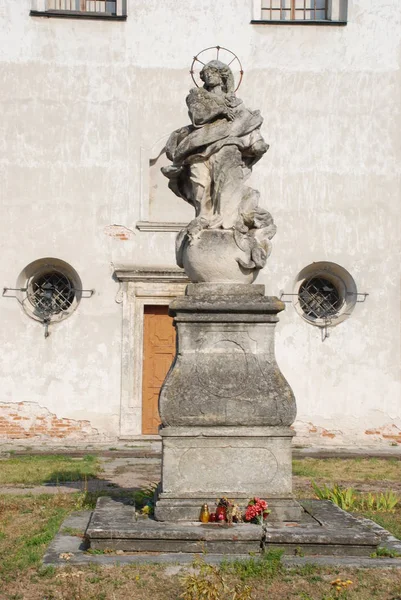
114, 267, 188, 439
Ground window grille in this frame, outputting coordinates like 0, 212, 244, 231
298, 276, 343, 320
27, 270, 75, 319
46, 0, 117, 14
261, 0, 328, 21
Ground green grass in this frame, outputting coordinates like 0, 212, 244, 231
360, 508, 401, 540
0, 494, 84, 579
0, 454, 101, 485
221, 549, 284, 581
292, 457, 401, 481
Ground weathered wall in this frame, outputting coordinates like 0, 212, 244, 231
0, 0, 399, 446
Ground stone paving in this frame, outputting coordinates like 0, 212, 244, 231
0, 455, 161, 495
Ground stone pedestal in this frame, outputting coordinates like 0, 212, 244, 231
155, 426, 301, 521
155, 283, 302, 522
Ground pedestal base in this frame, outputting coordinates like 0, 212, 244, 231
87, 497, 380, 557
154, 426, 302, 522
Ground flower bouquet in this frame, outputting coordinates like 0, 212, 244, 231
243, 497, 270, 525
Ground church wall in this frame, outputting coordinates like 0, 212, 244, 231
0, 0, 399, 447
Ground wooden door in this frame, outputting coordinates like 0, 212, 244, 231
142, 305, 176, 434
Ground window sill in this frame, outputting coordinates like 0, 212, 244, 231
30, 10, 127, 21
250, 19, 347, 26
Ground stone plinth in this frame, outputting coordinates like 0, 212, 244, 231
155, 283, 302, 522
87, 497, 380, 557
155, 426, 300, 521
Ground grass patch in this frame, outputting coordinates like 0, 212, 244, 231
0, 493, 89, 580
221, 548, 284, 581
311, 481, 399, 513
371, 546, 401, 558
0, 454, 101, 486
293, 457, 401, 481
359, 507, 401, 540
1, 564, 401, 600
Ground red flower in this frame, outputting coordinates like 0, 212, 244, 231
244, 497, 269, 522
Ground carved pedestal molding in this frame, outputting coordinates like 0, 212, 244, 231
155, 283, 302, 521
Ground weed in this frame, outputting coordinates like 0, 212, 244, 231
133, 482, 158, 511
61, 527, 85, 537
180, 557, 252, 600
330, 577, 353, 598
375, 491, 399, 512
56, 568, 85, 600
312, 482, 399, 514
37, 565, 56, 578
370, 547, 401, 558
312, 481, 359, 511
83, 454, 97, 462
221, 549, 284, 581
295, 563, 319, 577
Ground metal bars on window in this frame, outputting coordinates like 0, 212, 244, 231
27, 271, 75, 319
298, 277, 343, 320
261, 0, 328, 21
46, 0, 117, 14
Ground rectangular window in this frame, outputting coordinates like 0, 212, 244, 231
30, 0, 126, 19
46, 0, 116, 15
261, 0, 327, 21
252, 0, 347, 24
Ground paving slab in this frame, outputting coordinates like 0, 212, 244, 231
0, 455, 161, 495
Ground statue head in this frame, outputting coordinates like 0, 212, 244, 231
200, 60, 235, 94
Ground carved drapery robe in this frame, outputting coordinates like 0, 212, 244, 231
162, 88, 267, 229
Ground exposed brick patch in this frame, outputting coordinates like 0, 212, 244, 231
103, 225, 134, 241
321, 430, 336, 439
294, 421, 341, 445
0, 402, 100, 441
365, 424, 401, 445
305, 422, 337, 439
294, 420, 401, 447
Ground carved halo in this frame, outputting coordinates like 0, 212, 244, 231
190, 46, 244, 92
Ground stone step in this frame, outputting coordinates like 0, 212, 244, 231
86, 497, 380, 557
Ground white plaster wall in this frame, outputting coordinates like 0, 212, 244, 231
0, 0, 399, 445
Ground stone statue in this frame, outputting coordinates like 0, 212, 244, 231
162, 59, 276, 283
154, 51, 301, 524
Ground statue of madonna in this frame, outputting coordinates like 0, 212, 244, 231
162, 58, 276, 283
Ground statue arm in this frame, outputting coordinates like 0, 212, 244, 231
186, 90, 233, 126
